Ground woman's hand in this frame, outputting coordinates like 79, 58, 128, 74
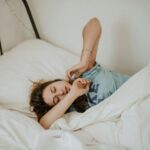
69, 78, 91, 98
66, 61, 89, 81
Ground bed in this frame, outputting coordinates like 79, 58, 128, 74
0, 1, 150, 150
0, 39, 150, 150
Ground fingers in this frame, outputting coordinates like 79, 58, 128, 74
77, 78, 91, 89
66, 69, 71, 80
70, 78, 91, 97
66, 68, 73, 81
66, 63, 84, 81
66, 69, 80, 81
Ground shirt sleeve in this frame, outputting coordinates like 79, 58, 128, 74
81, 62, 102, 81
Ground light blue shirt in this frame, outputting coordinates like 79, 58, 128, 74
81, 62, 130, 107
68, 62, 130, 112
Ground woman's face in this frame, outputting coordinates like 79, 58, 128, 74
42, 80, 71, 107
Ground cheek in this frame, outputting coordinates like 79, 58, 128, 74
43, 89, 52, 106
47, 99, 54, 107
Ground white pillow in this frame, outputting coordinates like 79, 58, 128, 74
0, 39, 79, 117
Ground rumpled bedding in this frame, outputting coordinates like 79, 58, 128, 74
0, 64, 150, 150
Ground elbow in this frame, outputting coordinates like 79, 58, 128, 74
83, 17, 102, 37
90, 17, 99, 23
91, 17, 102, 34
39, 118, 51, 129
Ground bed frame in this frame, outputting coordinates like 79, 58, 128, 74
22, 0, 40, 39
0, 41, 2, 55
0, 0, 40, 56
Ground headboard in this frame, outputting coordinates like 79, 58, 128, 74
0, 0, 40, 55
0, 41, 3, 55
22, 0, 40, 39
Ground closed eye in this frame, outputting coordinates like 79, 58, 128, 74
50, 86, 56, 93
53, 96, 60, 105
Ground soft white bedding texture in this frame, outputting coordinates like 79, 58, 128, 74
0, 39, 79, 117
0, 39, 150, 150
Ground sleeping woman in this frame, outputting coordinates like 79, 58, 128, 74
30, 17, 130, 129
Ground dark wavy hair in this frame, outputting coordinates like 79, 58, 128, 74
30, 79, 88, 121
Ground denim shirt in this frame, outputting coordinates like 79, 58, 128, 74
81, 63, 130, 108
68, 62, 130, 112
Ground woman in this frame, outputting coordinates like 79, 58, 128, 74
30, 18, 129, 129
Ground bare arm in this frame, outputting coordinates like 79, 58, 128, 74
40, 92, 77, 129
39, 78, 90, 129
81, 17, 102, 69
66, 17, 102, 80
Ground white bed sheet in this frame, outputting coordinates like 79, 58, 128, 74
0, 108, 126, 150
0, 63, 150, 150
0, 39, 149, 150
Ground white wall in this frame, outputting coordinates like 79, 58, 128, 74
1, 0, 150, 75
0, 0, 35, 52
29, 0, 150, 75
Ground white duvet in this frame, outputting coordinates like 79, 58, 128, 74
0, 62, 150, 150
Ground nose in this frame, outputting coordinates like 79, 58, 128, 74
54, 90, 65, 101
56, 90, 65, 96
58, 90, 64, 95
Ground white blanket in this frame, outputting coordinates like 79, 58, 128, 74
0, 64, 150, 150
49, 63, 150, 150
